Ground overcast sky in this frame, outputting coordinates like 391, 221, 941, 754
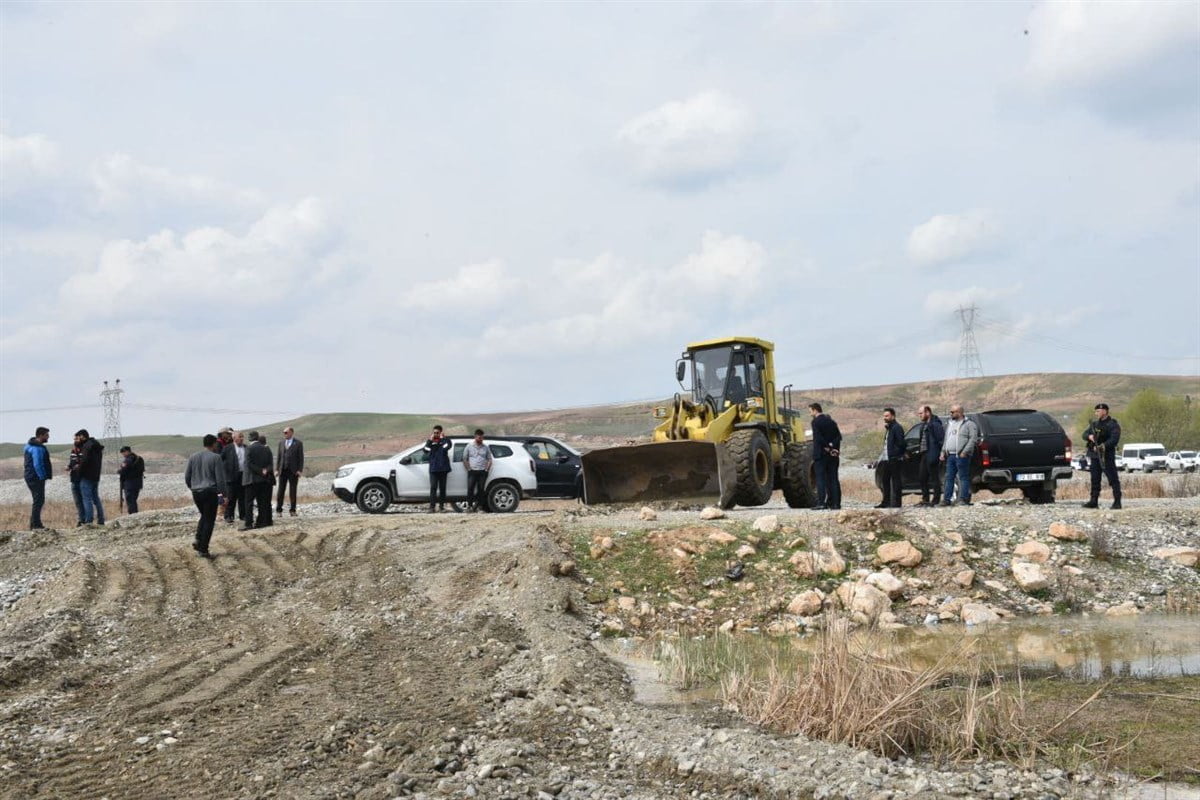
2, 1, 1198, 444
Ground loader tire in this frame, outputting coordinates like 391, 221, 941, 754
728, 429, 774, 508
781, 442, 815, 509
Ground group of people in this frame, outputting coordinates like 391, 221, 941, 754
22, 427, 110, 530
807, 401, 1124, 510
424, 425, 493, 513
183, 426, 305, 557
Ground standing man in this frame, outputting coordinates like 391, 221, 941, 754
916, 405, 945, 507
216, 427, 233, 455
876, 408, 906, 508
1082, 403, 1122, 510
184, 434, 227, 559
808, 403, 842, 510
118, 445, 145, 514
222, 430, 247, 525
67, 432, 86, 526
76, 429, 106, 526
424, 425, 452, 512
463, 429, 492, 512
940, 405, 979, 506
23, 426, 52, 530
275, 426, 304, 517
243, 431, 275, 529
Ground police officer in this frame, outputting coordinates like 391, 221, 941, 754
1082, 402, 1122, 509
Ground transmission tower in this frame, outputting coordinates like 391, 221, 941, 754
955, 306, 984, 379
100, 379, 124, 447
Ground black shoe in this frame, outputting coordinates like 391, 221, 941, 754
956, 500, 972, 506
198, 551, 215, 560
240, 524, 254, 531
891, 503, 903, 508
811, 504, 828, 510
289, 510, 297, 517
915, 501, 930, 507
192, 541, 201, 552
1082, 501, 1099, 509
1111, 500, 1122, 510
874, 503, 888, 509
938, 500, 952, 507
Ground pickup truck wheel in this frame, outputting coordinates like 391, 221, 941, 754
781, 442, 815, 509
486, 481, 520, 513
355, 481, 391, 514
729, 429, 774, 507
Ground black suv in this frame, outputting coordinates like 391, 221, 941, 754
493, 436, 583, 499
875, 409, 1073, 504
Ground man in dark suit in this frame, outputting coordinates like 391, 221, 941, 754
222, 430, 247, 524
808, 402, 842, 510
916, 405, 945, 506
275, 426, 304, 517
242, 431, 275, 529
877, 408, 907, 508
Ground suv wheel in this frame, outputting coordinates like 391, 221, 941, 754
486, 481, 520, 513
355, 481, 390, 514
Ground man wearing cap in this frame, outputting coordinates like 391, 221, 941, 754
118, 445, 145, 514
275, 426, 304, 517
1082, 403, 1122, 509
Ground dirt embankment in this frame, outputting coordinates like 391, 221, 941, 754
1, 502, 1191, 799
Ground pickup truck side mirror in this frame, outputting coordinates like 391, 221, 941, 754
400, 456, 412, 465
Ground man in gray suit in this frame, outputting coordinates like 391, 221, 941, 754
275, 426, 304, 517
242, 431, 275, 529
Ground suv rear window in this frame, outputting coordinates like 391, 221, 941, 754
976, 411, 1059, 435
489, 444, 514, 458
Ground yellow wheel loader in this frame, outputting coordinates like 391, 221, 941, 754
582, 337, 815, 509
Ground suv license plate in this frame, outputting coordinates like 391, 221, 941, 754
1016, 473, 1045, 482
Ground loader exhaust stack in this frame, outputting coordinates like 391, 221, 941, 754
581, 441, 736, 507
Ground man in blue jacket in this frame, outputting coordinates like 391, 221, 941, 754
808, 403, 842, 510
916, 405, 945, 506
424, 425, 453, 512
876, 408, 907, 508
23, 426, 52, 530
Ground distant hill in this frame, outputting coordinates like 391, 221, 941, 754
2, 372, 1196, 476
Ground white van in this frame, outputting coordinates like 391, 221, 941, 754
1121, 443, 1168, 473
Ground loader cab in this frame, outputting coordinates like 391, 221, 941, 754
680, 341, 766, 412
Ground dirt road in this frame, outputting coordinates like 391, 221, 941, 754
1, 503, 1173, 799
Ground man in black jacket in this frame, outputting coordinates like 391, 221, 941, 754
242, 431, 275, 529
118, 445, 145, 514
424, 425, 452, 512
876, 408, 906, 508
916, 406, 945, 506
221, 431, 247, 524
808, 403, 842, 510
76, 429, 105, 525
1082, 403, 1122, 509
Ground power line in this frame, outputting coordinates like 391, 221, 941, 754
975, 315, 1200, 362
100, 379, 124, 447
956, 305, 984, 379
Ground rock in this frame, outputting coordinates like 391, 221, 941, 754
1150, 547, 1200, 567
1062, 565, 1084, 576
1105, 601, 1140, 617
909, 594, 932, 607
787, 589, 825, 617
961, 603, 1001, 625
834, 582, 891, 625
984, 580, 1008, 592
953, 569, 975, 588
707, 530, 738, 544
700, 507, 725, 520
550, 560, 575, 577
752, 515, 779, 533
1013, 541, 1051, 564
638, 506, 657, 521
877, 540, 922, 568
789, 550, 817, 578
477, 764, 495, 780
815, 537, 846, 576
599, 536, 614, 551
718, 619, 735, 633
865, 571, 905, 599
735, 544, 756, 559
616, 596, 637, 611
1012, 561, 1050, 592
600, 618, 625, 634
1048, 522, 1087, 541
363, 744, 385, 762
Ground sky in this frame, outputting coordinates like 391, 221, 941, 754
1, 1, 1198, 444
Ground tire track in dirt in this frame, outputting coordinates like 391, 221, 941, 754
141, 545, 172, 619
243, 534, 302, 579
92, 557, 131, 618
179, 547, 230, 616
149, 639, 317, 716
122, 641, 258, 714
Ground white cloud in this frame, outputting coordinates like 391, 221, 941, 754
58, 197, 345, 319
617, 91, 760, 189
90, 153, 265, 217
1025, 0, 1197, 91
398, 260, 512, 311
907, 211, 1001, 268
0, 131, 60, 176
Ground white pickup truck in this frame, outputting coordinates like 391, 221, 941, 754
1166, 450, 1198, 472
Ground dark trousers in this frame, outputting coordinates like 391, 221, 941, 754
467, 470, 488, 510
879, 459, 903, 507
1089, 450, 1122, 501
918, 457, 941, 503
26, 478, 46, 529
276, 469, 299, 512
192, 488, 220, 553
429, 471, 448, 509
813, 458, 840, 509
124, 478, 143, 514
224, 473, 245, 521
70, 480, 85, 524
245, 482, 273, 527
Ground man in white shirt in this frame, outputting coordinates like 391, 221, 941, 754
463, 429, 493, 512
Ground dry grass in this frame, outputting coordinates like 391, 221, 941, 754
0, 494, 329, 530
835, 471, 1199, 504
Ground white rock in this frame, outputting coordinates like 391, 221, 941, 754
752, 514, 780, 533
961, 603, 1001, 625
1048, 522, 1087, 541
865, 571, 905, 599
834, 582, 892, 624
616, 596, 637, 611
700, 507, 725, 520
877, 540, 922, 567
638, 506, 657, 521
953, 569, 975, 588
708, 529, 738, 544
1105, 601, 1139, 617
786, 589, 825, 617
718, 619, 735, 633
735, 544, 756, 559
1012, 561, 1050, 592
1150, 547, 1199, 568
816, 537, 847, 576
1013, 541, 1051, 563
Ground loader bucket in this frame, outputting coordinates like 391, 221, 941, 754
582, 441, 736, 507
